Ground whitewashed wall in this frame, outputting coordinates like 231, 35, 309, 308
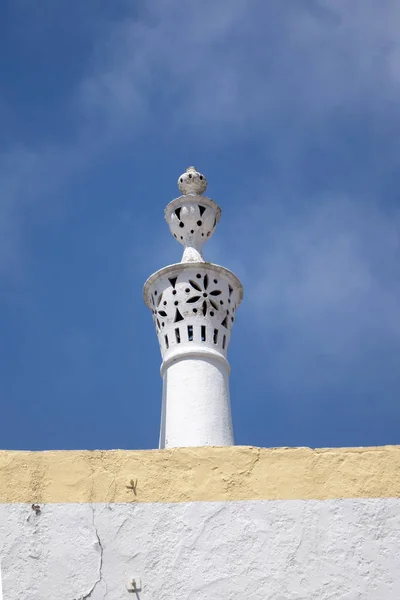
0, 499, 399, 599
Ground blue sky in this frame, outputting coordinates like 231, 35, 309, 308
1, 0, 400, 450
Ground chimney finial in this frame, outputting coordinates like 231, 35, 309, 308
177, 166, 208, 196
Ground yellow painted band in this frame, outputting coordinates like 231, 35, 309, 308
0, 446, 399, 504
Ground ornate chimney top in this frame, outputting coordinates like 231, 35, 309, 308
143, 166, 243, 449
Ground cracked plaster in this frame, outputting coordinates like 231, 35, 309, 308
0, 499, 400, 599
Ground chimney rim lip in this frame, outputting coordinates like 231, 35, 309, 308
160, 345, 230, 377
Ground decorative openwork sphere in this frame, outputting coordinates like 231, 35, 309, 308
166, 197, 220, 249
177, 166, 207, 196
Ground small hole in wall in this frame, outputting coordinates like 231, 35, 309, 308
185, 288, 190, 293
189, 173, 192, 179
201, 233, 204, 236
174, 308, 184, 322
187, 325, 193, 341
199, 175, 203, 180
179, 222, 184, 228
222, 335, 226, 349
174, 301, 179, 306
197, 220, 202, 226
174, 234, 177, 238
165, 335, 169, 349
196, 273, 201, 279
201, 325, 206, 341
175, 328, 181, 343
180, 236, 183, 240
210, 311, 214, 317
163, 301, 167, 306
191, 229, 194, 234
162, 322, 165, 327
193, 308, 197, 314
154, 290, 157, 295
213, 329, 218, 344
172, 290, 177, 295
214, 279, 218, 284
180, 178, 183, 183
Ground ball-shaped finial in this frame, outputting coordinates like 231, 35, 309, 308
177, 166, 207, 196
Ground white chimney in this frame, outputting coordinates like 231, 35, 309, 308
143, 167, 243, 448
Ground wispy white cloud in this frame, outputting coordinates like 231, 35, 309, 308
77, 0, 400, 139
0, 141, 93, 277
0, 145, 54, 275
240, 194, 400, 396
3, 0, 400, 279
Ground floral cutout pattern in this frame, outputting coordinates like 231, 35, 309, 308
149, 272, 237, 336
186, 273, 222, 317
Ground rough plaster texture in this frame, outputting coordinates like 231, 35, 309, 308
1, 499, 400, 599
0, 446, 399, 504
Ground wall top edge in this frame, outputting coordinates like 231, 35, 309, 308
0, 445, 399, 504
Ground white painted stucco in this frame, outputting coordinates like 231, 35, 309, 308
1, 498, 400, 599
161, 353, 233, 448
